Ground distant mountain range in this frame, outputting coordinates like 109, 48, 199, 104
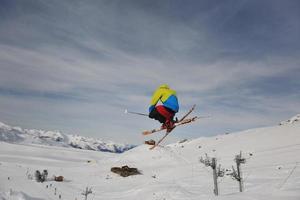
0, 121, 136, 153
1, 114, 299, 153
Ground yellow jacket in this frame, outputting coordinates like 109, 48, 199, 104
149, 84, 179, 113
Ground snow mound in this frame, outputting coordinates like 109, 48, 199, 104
0, 121, 135, 153
279, 114, 300, 125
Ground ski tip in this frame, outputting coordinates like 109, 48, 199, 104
144, 140, 156, 145
149, 145, 156, 150
142, 131, 151, 135
187, 104, 196, 111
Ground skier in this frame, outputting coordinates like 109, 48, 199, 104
148, 84, 179, 132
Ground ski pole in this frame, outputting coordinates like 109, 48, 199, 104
124, 109, 148, 116
198, 115, 212, 119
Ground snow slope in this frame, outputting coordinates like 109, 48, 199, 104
0, 117, 300, 200
0, 121, 135, 153
280, 114, 300, 125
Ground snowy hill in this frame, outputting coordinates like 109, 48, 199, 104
279, 114, 300, 125
0, 117, 300, 200
0, 121, 135, 153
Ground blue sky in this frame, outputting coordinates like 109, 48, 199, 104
0, 0, 299, 144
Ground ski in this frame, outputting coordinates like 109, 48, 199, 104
178, 104, 196, 122
142, 104, 196, 136
149, 116, 198, 150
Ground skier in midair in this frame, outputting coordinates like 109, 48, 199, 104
148, 84, 179, 132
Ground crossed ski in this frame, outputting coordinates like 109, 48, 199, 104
143, 104, 198, 150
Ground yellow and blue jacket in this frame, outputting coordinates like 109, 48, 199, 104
149, 84, 179, 113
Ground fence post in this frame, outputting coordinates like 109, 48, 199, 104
235, 151, 246, 192
212, 158, 219, 195
200, 154, 224, 196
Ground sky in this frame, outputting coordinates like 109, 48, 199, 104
0, 0, 299, 144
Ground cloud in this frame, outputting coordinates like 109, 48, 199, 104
0, 0, 299, 144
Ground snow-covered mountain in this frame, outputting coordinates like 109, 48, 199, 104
0, 121, 135, 153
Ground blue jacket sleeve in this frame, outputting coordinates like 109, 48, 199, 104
148, 105, 155, 113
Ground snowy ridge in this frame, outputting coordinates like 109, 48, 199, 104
279, 114, 300, 125
0, 121, 135, 153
